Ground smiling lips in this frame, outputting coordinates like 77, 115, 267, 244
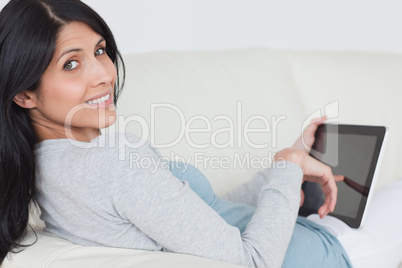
85, 93, 113, 108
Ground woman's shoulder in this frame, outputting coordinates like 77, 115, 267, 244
34, 132, 163, 178
83, 132, 168, 198
85, 132, 162, 169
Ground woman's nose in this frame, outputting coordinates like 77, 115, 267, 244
89, 57, 115, 88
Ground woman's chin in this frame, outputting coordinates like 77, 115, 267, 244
101, 117, 117, 130
98, 111, 117, 129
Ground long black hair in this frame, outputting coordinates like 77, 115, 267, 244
0, 0, 125, 262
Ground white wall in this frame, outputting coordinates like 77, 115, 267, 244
1, 0, 402, 55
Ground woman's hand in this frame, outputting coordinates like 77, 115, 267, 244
274, 148, 341, 218
292, 117, 327, 153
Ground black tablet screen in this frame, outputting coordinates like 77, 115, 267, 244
298, 124, 386, 228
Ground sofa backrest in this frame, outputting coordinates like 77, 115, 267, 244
113, 49, 402, 194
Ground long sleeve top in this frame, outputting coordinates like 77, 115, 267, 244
34, 133, 303, 268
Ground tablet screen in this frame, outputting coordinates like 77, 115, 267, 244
298, 124, 387, 228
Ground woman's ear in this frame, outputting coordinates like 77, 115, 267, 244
13, 91, 37, 109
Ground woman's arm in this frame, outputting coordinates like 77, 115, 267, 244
111, 135, 338, 267
113, 155, 303, 268
225, 118, 328, 207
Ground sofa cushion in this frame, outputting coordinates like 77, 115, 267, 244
3, 230, 245, 268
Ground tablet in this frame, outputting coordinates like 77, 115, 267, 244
298, 124, 388, 228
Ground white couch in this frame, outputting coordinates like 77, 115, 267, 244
4, 48, 402, 267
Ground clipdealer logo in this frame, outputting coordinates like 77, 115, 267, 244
116, 101, 287, 150
63, 100, 340, 172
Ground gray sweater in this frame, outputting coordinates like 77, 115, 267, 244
34, 133, 303, 268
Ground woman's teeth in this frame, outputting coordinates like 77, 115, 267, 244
86, 93, 110, 105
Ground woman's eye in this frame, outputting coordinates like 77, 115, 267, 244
95, 47, 106, 57
63, 60, 79, 71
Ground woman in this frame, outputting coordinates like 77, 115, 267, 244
0, 1, 400, 267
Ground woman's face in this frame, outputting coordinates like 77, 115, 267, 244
28, 21, 117, 142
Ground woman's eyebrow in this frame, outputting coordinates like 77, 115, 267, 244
56, 38, 105, 63
57, 48, 82, 63
96, 38, 105, 46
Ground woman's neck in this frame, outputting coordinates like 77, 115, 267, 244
33, 122, 101, 143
